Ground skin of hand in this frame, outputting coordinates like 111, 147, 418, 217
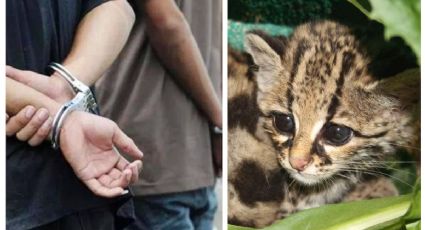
6, 66, 75, 103
6, 0, 138, 197
60, 111, 143, 197
7, 77, 143, 197
5, 0, 136, 144
6, 106, 53, 146
5, 66, 73, 146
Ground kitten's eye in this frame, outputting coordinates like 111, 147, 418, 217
324, 124, 353, 146
272, 113, 295, 134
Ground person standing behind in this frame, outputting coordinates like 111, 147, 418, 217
95, 0, 222, 229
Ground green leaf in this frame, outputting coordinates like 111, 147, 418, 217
406, 220, 420, 230
404, 181, 421, 223
229, 225, 254, 230
229, 195, 412, 230
348, 0, 420, 62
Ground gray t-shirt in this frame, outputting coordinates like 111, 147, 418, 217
95, 0, 221, 196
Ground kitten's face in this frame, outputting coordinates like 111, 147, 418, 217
245, 22, 415, 185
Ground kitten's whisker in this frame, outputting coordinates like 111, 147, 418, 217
388, 143, 421, 151
337, 163, 418, 177
333, 160, 418, 166
338, 168, 414, 188
335, 173, 352, 180
288, 179, 296, 190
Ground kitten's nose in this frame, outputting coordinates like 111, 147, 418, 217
289, 157, 311, 171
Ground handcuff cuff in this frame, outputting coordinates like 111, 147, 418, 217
49, 62, 99, 149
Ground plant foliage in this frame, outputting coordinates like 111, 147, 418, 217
348, 0, 420, 62
229, 182, 420, 230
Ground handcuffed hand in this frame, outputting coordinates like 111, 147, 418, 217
6, 66, 144, 198
60, 111, 143, 197
5, 66, 72, 146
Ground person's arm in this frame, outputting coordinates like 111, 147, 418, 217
8, 0, 136, 104
6, 0, 136, 143
7, 77, 143, 197
61, 0, 135, 86
142, 0, 222, 127
6, 78, 60, 115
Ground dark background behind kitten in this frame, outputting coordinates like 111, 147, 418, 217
228, 0, 418, 79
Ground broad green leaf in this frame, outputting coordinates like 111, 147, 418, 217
229, 195, 412, 230
348, 0, 420, 62
406, 220, 420, 230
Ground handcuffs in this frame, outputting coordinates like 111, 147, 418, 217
49, 62, 99, 149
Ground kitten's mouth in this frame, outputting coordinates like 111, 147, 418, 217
291, 172, 321, 185
289, 170, 332, 185
278, 156, 334, 185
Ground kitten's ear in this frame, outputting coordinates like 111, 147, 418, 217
244, 33, 283, 92
374, 68, 420, 111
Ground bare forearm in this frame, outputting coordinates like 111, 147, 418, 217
143, 0, 222, 127
6, 78, 60, 116
62, 0, 135, 85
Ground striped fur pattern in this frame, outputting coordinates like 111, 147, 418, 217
228, 21, 419, 228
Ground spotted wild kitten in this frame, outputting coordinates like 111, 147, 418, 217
228, 21, 419, 228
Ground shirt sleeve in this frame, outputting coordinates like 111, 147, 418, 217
81, 0, 111, 17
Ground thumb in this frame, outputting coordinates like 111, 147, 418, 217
112, 126, 144, 160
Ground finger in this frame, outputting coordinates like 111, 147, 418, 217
6, 106, 36, 136
112, 127, 143, 159
111, 169, 132, 188
28, 116, 53, 146
98, 170, 131, 188
126, 160, 142, 183
108, 168, 122, 180
6, 66, 33, 85
6, 66, 49, 93
98, 174, 113, 186
16, 108, 50, 141
84, 178, 125, 198
116, 156, 138, 183
6, 113, 9, 122
115, 156, 129, 171
115, 157, 141, 183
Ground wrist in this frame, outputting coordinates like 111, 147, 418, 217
50, 92, 87, 149
43, 96, 62, 118
60, 110, 80, 136
50, 72, 75, 102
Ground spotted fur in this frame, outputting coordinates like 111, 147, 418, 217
228, 21, 419, 228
